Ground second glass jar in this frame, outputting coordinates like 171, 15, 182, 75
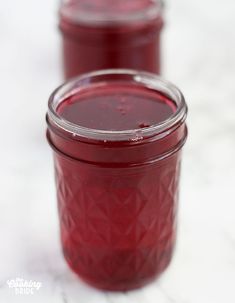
59, 0, 164, 79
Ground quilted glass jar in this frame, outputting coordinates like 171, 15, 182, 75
59, 0, 164, 79
46, 69, 188, 290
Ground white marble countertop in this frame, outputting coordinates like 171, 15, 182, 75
0, 0, 235, 302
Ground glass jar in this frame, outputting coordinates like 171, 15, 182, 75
46, 69, 188, 290
59, 0, 164, 79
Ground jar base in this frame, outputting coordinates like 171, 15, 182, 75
63, 251, 173, 291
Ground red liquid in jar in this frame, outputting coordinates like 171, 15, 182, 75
59, 0, 163, 79
57, 84, 175, 130
47, 81, 187, 290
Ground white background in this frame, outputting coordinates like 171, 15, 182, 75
0, 0, 235, 302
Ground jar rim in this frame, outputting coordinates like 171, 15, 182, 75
47, 69, 187, 142
60, 0, 163, 26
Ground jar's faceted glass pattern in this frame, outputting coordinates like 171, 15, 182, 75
54, 153, 181, 290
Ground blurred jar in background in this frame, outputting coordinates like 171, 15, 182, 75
59, 0, 164, 79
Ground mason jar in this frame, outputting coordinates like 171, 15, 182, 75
46, 69, 188, 290
59, 0, 164, 79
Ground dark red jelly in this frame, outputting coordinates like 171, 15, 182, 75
46, 70, 188, 290
59, 0, 164, 79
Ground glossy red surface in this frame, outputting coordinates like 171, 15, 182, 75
59, 0, 163, 79
47, 81, 187, 290
57, 84, 175, 130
